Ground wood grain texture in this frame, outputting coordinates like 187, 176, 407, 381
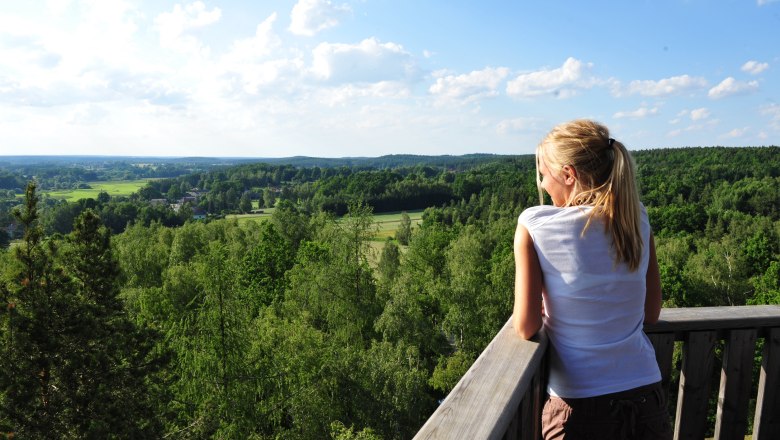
753, 327, 780, 440
674, 330, 717, 440
414, 318, 548, 440
714, 329, 757, 440
646, 305, 780, 334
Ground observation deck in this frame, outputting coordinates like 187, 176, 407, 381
414, 305, 780, 440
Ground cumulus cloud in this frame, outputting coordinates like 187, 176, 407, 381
622, 75, 708, 97
155, 1, 221, 54
429, 67, 509, 103
224, 14, 281, 62
311, 38, 417, 84
708, 77, 759, 99
289, 0, 350, 36
506, 57, 592, 99
741, 60, 769, 75
613, 106, 659, 119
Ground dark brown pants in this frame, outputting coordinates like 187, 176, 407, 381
541, 382, 673, 440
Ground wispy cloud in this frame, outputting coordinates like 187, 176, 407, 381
506, 57, 593, 99
614, 106, 659, 119
761, 103, 780, 129
721, 127, 749, 138
690, 107, 711, 120
496, 117, 544, 134
708, 77, 759, 99
622, 75, 708, 97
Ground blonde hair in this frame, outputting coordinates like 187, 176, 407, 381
536, 119, 643, 271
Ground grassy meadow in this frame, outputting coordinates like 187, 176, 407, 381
41, 179, 152, 201
370, 210, 423, 241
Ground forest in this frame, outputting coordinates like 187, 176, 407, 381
1, 146, 779, 439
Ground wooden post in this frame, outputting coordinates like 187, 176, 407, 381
674, 330, 717, 440
753, 327, 780, 440
714, 329, 757, 440
648, 333, 675, 393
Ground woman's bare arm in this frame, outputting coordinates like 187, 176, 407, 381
513, 224, 544, 339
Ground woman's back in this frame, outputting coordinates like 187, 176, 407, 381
519, 204, 660, 398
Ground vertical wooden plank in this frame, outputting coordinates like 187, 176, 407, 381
504, 406, 519, 440
519, 358, 545, 440
674, 330, 717, 440
648, 333, 676, 391
714, 329, 757, 440
754, 327, 780, 440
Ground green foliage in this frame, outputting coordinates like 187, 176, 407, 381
330, 421, 382, 440
394, 211, 412, 245
0, 184, 165, 439
3, 146, 779, 438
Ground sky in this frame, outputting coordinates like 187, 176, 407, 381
0, 0, 779, 158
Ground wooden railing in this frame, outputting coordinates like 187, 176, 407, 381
414, 305, 780, 440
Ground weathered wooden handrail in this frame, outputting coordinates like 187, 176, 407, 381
414, 317, 548, 440
414, 305, 780, 440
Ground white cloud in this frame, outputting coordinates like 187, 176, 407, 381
708, 77, 759, 99
45, 0, 73, 15
311, 38, 417, 84
224, 14, 281, 63
67, 103, 109, 125
506, 57, 592, 99
496, 117, 544, 134
289, 0, 350, 36
429, 67, 509, 103
155, 1, 221, 54
721, 127, 749, 138
690, 107, 710, 120
742, 60, 769, 75
613, 106, 659, 119
315, 81, 412, 107
758, 0, 779, 5
761, 103, 780, 129
623, 75, 708, 97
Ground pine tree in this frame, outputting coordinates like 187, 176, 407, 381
1, 185, 166, 438
0, 182, 72, 438
58, 208, 167, 438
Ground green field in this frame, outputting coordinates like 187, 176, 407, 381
225, 208, 277, 224
371, 210, 423, 241
41, 180, 152, 201
225, 208, 423, 242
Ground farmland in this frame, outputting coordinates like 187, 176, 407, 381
40, 179, 152, 201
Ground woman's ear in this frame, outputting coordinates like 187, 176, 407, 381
561, 165, 577, 185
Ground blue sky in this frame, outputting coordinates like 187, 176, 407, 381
0, 0, 778, 157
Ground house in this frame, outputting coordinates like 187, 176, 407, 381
192, 207, 207, 220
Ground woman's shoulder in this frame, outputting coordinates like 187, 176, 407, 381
518, 205, 563, 228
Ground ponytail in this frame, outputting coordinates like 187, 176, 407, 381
536, 120, 643, 271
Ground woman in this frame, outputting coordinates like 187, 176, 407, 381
513, 120, 672, 439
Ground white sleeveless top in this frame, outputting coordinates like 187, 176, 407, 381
518, 204, 660, 398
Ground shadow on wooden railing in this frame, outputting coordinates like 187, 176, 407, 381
414, 305, 780, 440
